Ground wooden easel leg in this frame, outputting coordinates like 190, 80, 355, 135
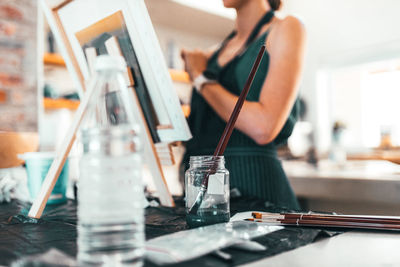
143, 139, 175, 207
28, 77, 98, 219
123, 85, 175, 207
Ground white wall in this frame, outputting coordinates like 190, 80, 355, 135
145, 0, 234, 70
153, 23, 224, 69
281, 0, 400, 152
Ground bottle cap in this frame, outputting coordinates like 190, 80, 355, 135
95, 55, 127, 72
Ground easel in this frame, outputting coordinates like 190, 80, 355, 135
28, 60, 175, 219
29, 0, 190, 218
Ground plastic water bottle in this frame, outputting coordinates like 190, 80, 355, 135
77, 55, 144, 266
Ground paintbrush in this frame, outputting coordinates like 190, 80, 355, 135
245, 217, 400, 231
251, 212, 400, 225
188, 45, 266, 215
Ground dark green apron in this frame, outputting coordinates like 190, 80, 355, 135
183, 11, 300, 210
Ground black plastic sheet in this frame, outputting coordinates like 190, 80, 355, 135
0, 200, 77, 266
0, 197, 340, 266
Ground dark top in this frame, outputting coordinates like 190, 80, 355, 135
183, 12, 300, 209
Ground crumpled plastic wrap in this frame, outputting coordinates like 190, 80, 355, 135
10, 248, 77, 267
0, 167, 30, 203
145, 221, 282, 265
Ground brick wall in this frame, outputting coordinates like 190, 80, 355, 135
0, 0, 38, 132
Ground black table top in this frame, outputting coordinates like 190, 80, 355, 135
0, 197, 337, 266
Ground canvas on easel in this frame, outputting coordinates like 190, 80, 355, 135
30, 0, 192, 218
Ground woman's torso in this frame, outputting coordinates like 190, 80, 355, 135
183, 12, 300, 209
186, 29, 299, 157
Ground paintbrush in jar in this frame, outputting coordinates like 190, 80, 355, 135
188, 45, 266, 215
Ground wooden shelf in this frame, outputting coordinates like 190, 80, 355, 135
43, 53, 191, 115
43, 53, 66, 66
348, 149, 400, 165
43, 97, 191, 117
0, 89, 6, 103
43, 53, 190, 83
43, 97, 80, 110
168, 68, 190, 83
181, 104, 191, 118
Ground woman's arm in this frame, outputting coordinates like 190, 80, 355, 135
184, 17, 306, 145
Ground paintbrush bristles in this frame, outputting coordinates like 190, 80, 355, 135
251, 212, 277, 218
245, 218, 281, 223
252, 212, 284, 219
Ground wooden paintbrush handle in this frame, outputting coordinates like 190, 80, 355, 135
213, 45, 266, 157
202, 45, 266, 189
280, 218, 400, 230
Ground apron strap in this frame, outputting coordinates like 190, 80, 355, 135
220, 10, 274, 63
206, 10, 274, 79
245, 10, 275, 47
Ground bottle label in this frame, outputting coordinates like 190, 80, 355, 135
207, 173, 225, 195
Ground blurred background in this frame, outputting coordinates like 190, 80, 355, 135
2, 0, 400, 215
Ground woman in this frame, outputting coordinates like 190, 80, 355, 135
181, 0, 306, 209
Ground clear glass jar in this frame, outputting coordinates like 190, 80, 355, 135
185, 156, 230, 228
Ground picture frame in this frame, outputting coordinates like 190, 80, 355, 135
39, 0, 192, 208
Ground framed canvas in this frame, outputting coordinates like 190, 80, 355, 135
41, 0, 191, 143
40, 0, 192, 207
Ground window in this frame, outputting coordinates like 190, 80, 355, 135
329, 58, 400, 148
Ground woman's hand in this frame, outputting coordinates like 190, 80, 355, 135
181, 49, 208, 80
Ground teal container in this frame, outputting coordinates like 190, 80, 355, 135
20, 152, 69, 205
